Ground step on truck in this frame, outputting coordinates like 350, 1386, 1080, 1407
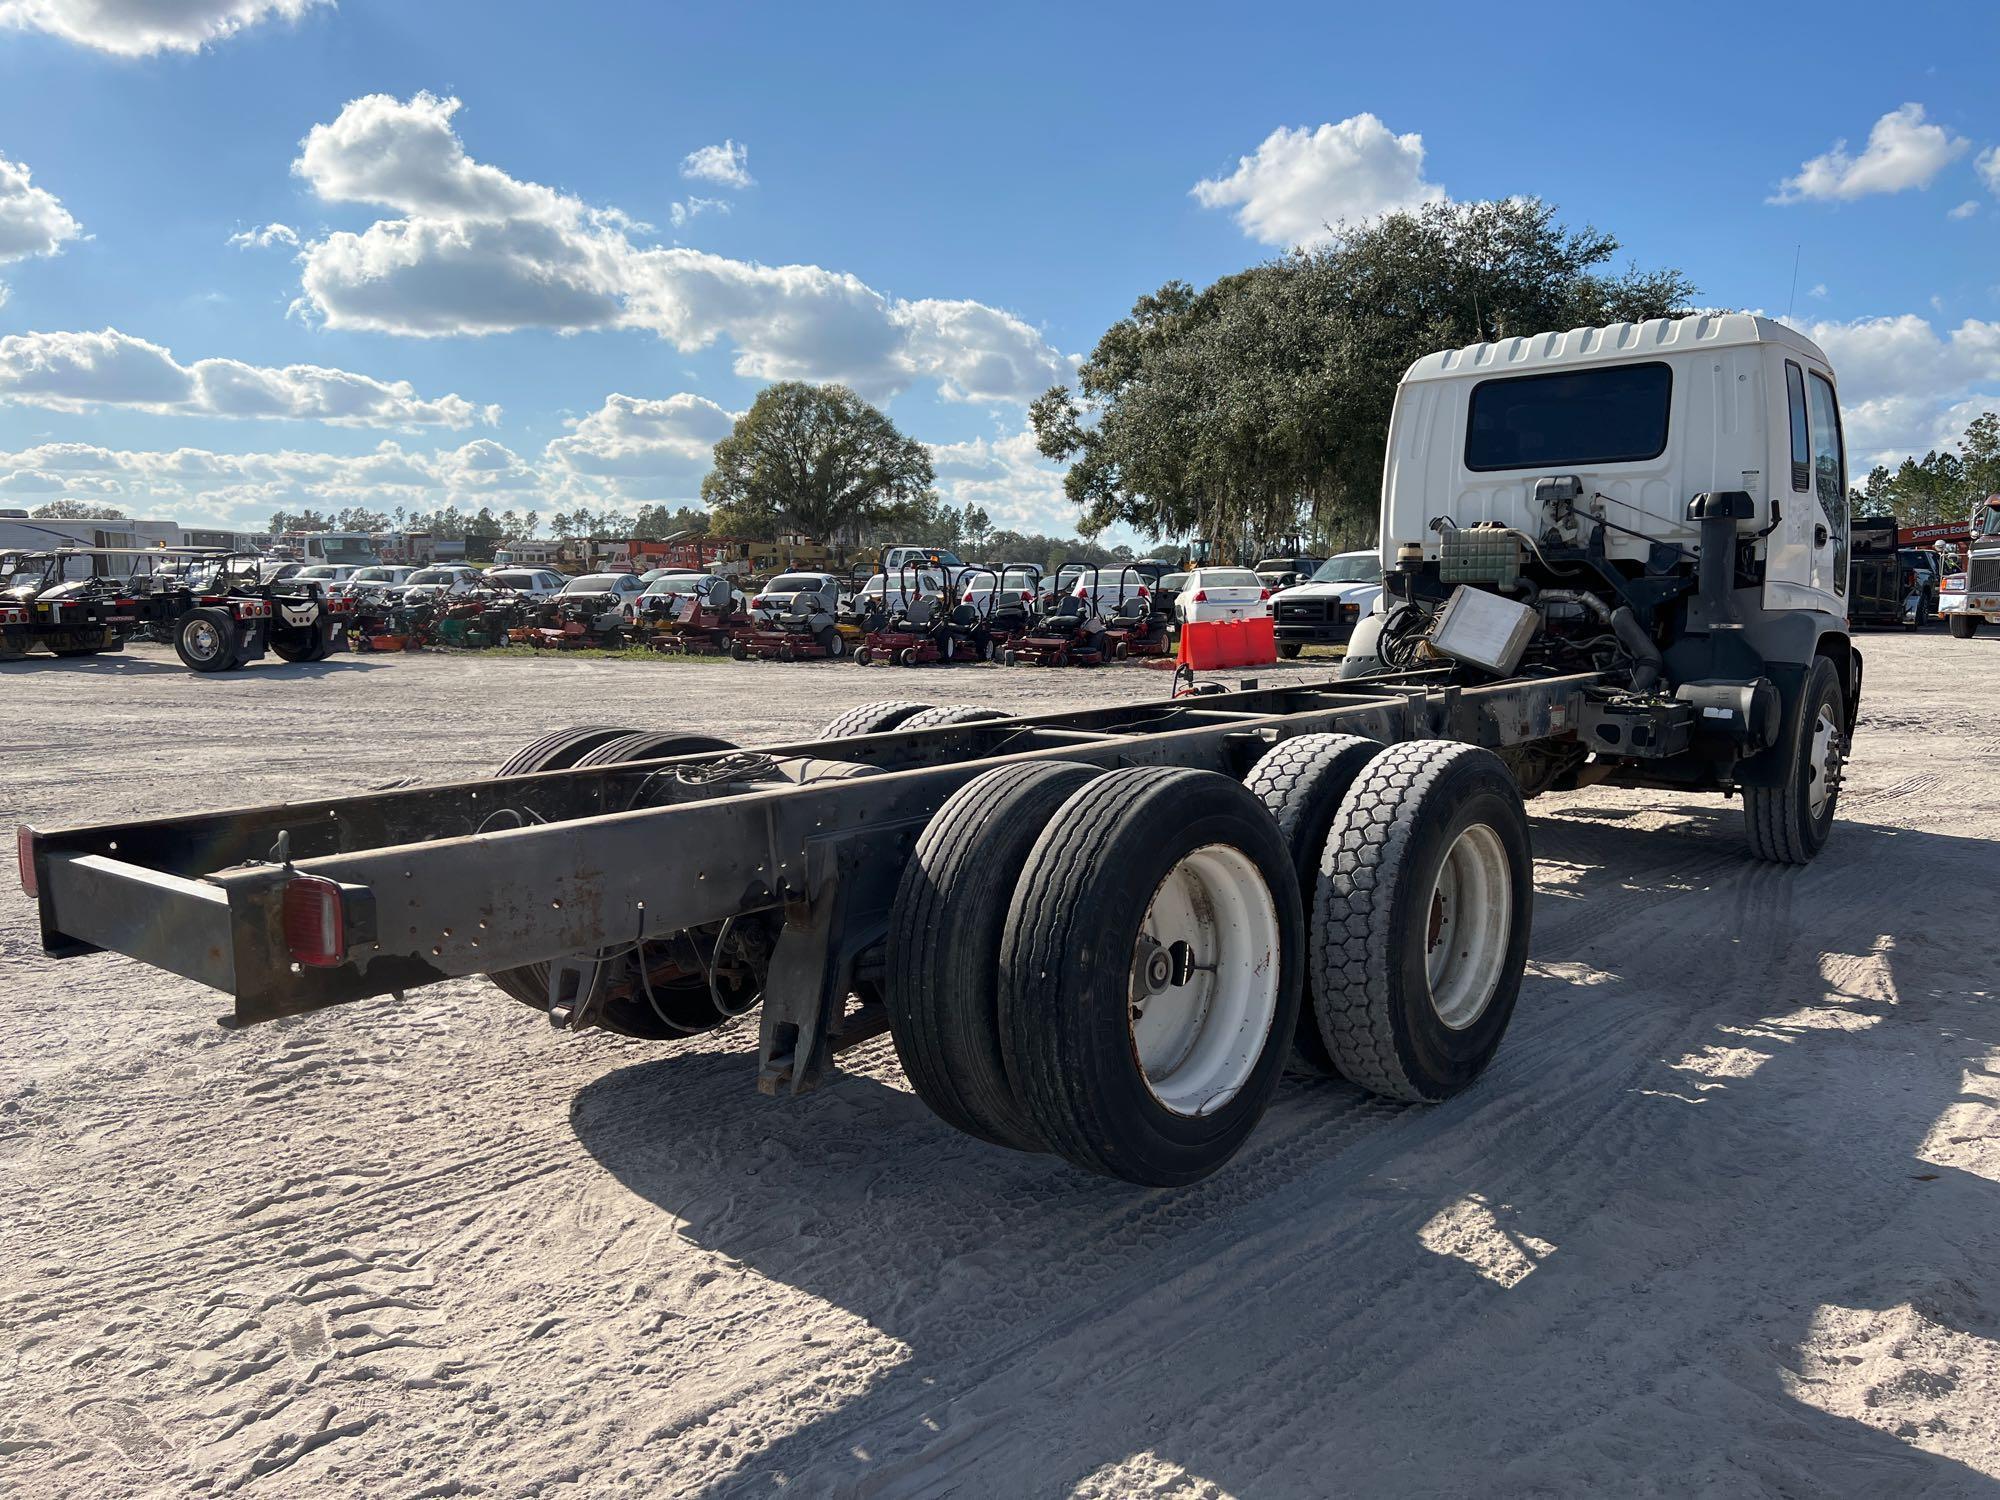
18, 315, 1861, 1187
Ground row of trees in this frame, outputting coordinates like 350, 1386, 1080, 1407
1848, 413, 2000, 527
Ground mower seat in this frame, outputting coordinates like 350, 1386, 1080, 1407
1040, 595, 1088, 636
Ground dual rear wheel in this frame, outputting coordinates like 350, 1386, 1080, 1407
885, 735, 1534, 1185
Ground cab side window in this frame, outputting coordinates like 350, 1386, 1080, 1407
1785, 361, 1811, 492
1805, 370, 1849, 594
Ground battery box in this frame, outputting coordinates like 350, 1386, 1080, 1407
1428, 585, 1539, 675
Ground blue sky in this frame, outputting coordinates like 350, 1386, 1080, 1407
1, 0, 1997, 538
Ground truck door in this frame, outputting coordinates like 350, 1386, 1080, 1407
1803, 370, 1849, 602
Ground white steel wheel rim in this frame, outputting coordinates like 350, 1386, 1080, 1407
1127, 843, 1281, 1117
1806, 704, 1839, 819
1425, 823, 1511, 1031
185, 619, 222, 660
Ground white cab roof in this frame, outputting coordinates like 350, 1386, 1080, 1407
1402, 314, 1831, 385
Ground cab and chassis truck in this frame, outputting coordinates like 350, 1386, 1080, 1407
18, 316, 1863, 1187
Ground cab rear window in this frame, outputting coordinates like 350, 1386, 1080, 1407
1465, 362, 1672, 472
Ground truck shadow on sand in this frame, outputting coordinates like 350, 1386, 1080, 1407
570, 808, 2000, 1498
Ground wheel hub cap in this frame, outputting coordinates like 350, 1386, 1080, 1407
1127, 844, 1281, 1117
1425, 823, 1511, 1031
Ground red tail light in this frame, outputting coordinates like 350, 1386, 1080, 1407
1136, 585, 1149, 597
1259, 588, 1271, 601
282, 875, 347, 968
750, 596, 766, 608
1193, 589, 1208, 603
16, 825, 37, 899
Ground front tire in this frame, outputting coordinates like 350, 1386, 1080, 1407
1277, 643, 1303, 660
1743, 656, 1845, 864
998, 767, 1304, 1186
1311, 741, 1533, 1102
1948, 612, 1980, 639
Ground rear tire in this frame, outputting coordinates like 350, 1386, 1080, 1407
174, 607, 237, 673
1743, 656, 1845, 864
1311, 741, 1532, 1102
998, 767, 1304, 1186
1278, 643, 1303, 659
271, 620, 333, 663
886, 761, 1101, 1150
818, 700, 932, 738
1243, 733, 1384, 1076
486, 730, 739, 1032
1948, 612, 1979, 639
900, 704, 1007, 730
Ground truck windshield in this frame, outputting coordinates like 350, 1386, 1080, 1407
1465, 362, 1672, 472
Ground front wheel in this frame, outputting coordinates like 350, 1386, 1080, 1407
1743, 656, 1845, 864
1277, 643, 1303, 660
1948, 612, 1980, 639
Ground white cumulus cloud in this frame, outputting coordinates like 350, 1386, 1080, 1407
0, 0, 329, 56
287, 93, 1068, 402
680, 139, 752, 189
1771, 104, 1966, 203
0, 327, 497, 428
0, 150, 81, 264
1949, 199, 1980, 220
227, 222, 299, 249
1979, 146, 2000, 197
929, 427, 1072, 534
544, 391, 736, 486
1191, 114, 1445, 247
1786, 312, 2000, 462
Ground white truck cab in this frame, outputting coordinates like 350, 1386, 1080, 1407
1383, 313, 1849, 619
1349, 313, 1861, 864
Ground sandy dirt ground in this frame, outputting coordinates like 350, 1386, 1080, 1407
3, 634, 1998, 1498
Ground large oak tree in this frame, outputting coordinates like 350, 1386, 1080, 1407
1031, 198, 1695, 554
702, 382, 935, 548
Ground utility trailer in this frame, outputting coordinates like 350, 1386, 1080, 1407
17, 314, 1863, 1187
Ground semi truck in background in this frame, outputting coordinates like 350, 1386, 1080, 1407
17, 314, 1864, 1190
1940, 494, 2000, 637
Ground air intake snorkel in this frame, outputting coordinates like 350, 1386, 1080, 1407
1686, 491, 1755, 632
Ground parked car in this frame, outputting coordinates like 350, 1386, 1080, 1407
638, 571, 712, 602
482, 567, 567, 602
553, 572, 649, 619
336, 565, 415, 601
1175, 566, 1271, 625
294, 564, 360, 590
1253, 554, 1327, 591
750, 571, 843, 619
854, 569, 947, 617
1270, 550, 1384, 657
401, 565, 486, 606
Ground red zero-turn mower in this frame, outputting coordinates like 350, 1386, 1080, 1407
728, 583, 846, 660
1007, 592, 1107, 666
1096, 565, 1172, 659
854, 564, 947, 666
